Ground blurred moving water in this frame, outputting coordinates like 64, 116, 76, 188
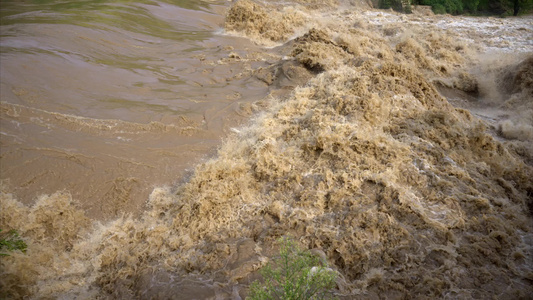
1, 1, 532, 298
0, 0, 270, 219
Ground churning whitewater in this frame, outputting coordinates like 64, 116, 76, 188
1, 0, 532, 299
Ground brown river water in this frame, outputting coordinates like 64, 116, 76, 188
1, 0, 532, 298
0, 0, 284, 220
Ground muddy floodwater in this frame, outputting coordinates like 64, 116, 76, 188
1, 0, 532, 299
0, 0, 283, 220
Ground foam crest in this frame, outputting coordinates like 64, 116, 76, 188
2, 1, 532, 298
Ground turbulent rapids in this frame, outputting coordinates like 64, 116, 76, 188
1, 0, 532, 299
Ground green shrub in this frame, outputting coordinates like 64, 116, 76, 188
462, 0, 480, 12
248, 237, 337, 300
380, 0, 413, 13
417, 0, 533, 15
416, 0, 464, 13
0, 229, 27, 256
432, 3, 448, 12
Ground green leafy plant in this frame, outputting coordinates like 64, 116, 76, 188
0, 229, 27, 256
248, 237, 337, 300
380, 0, 413, 13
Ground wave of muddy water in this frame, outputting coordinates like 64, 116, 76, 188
1, 0, 533, 299
0, 0, 291, 220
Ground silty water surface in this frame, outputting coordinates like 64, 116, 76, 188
0, 0, 273, 220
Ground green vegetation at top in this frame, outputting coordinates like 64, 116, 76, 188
248, 237, 337, 300
379, 0, 533, 15
0, 229, 27, 256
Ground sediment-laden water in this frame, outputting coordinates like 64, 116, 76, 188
0, 0, 286, 220
1, 0, 532, 298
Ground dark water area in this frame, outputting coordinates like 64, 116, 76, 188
1, 0, 532, 299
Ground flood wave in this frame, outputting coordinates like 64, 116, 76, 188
1, 0, 532, 299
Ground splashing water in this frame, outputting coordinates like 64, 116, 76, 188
1, 0, 532, 298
